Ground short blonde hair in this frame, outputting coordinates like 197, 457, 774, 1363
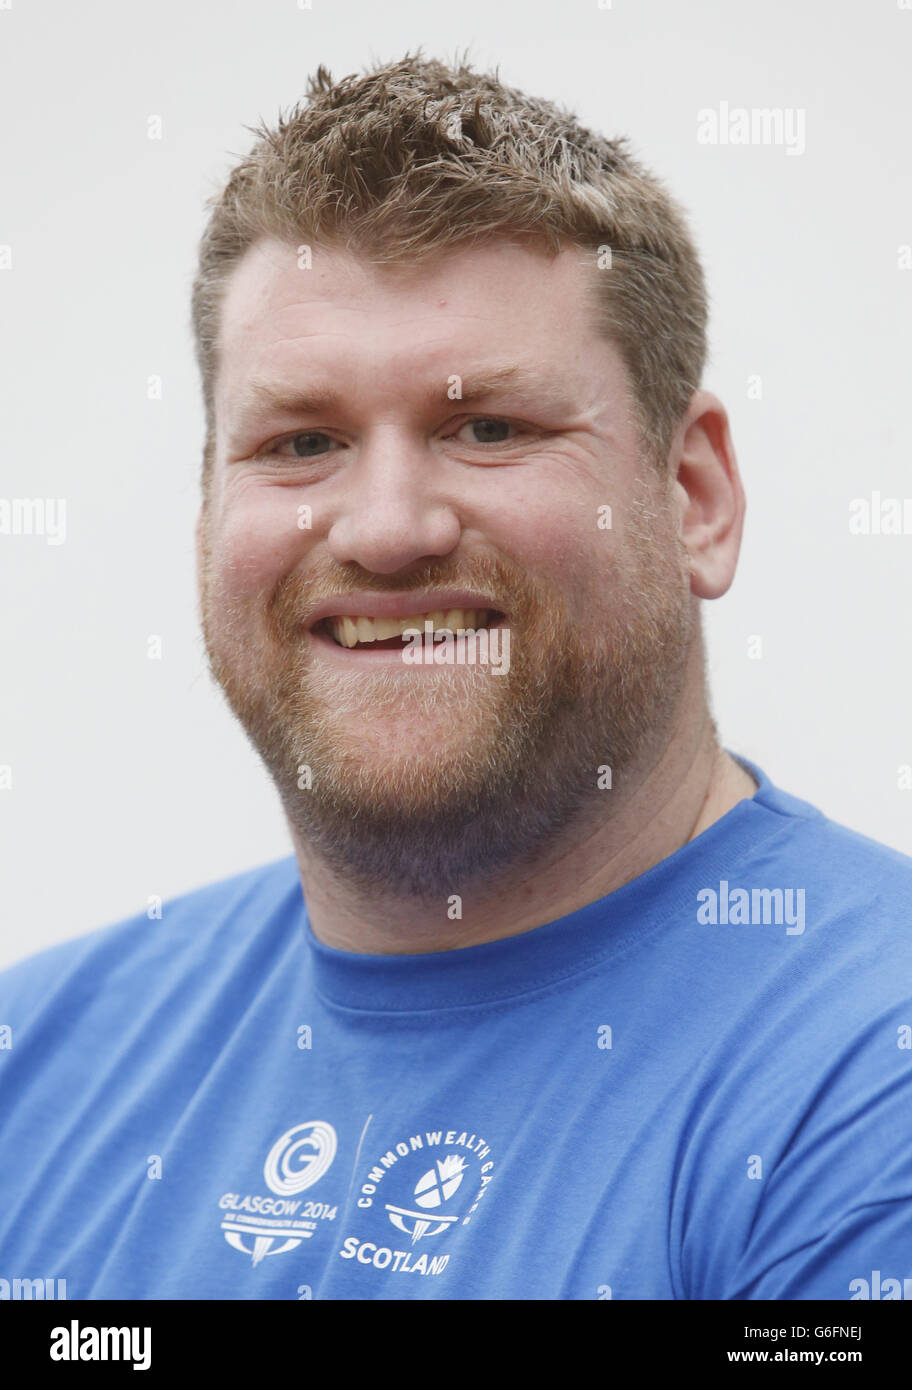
191, 50, 707, 484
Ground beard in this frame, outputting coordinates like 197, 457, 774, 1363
198, 481, 695, 903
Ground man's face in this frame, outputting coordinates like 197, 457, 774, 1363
198, 237, 695, 899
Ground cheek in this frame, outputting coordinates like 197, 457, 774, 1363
210, 494, 312, 596
480, 483, 620, 600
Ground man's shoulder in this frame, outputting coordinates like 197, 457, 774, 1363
0, 854, 302, 1022
687, 760, 912, 1024
792, 803, 912, 895
741, 757, 912, 915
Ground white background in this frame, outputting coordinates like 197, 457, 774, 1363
1, 0, 909, 968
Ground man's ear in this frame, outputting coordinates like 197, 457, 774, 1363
668, 390, 746, 599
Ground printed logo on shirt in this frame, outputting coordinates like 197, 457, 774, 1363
219, 1120, 339, 1265
339, 1124, 495, 1278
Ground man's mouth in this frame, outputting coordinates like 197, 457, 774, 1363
319, 608, 502, 649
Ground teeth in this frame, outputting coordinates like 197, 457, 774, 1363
372, 618, 403, 640
326, 608, 489, 649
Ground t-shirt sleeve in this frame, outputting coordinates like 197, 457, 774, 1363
723, 1010, 912, 1300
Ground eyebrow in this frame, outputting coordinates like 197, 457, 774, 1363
228, 364, 576, 436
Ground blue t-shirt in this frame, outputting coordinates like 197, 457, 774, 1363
1, 757, 910, 1301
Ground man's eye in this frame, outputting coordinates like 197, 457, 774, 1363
262, 418, 523, 460
275, 431, 339, 458
452, 418, 518, 445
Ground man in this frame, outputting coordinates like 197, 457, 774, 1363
1, 53, 910, 1302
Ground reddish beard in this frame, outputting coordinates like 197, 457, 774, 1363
197, 499, 694, 900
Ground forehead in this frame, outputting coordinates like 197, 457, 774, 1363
213, 237, 620, 424
218, 234, 598, 342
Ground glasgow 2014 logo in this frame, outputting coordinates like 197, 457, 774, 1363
219, 1120, 339, 1265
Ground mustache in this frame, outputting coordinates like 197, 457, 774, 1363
266, 555, 554, 632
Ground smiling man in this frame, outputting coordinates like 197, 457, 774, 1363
198, 233, 752, 945
1, 54, 911, 1302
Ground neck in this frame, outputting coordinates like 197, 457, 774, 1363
291, 681, 757, 956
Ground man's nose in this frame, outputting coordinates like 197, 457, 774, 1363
324, 431, 462, 574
